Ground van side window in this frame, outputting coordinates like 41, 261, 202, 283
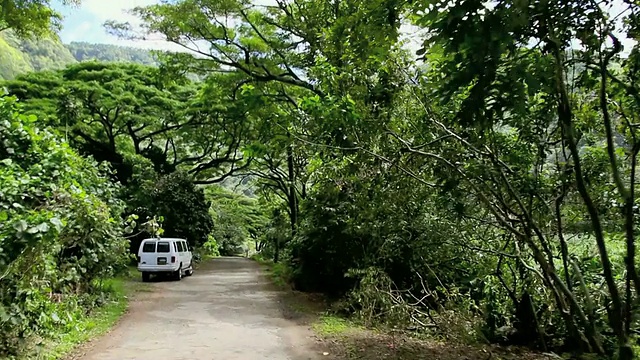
142, 242, 156, 253
157, 242, 170, 253
179, 242, 186, 252
173, 242, 178, 252
183, 241, 189, 251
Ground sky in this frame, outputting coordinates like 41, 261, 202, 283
54, 0, 424, 51
55, 0, 165, 48
54, 0, 633, 53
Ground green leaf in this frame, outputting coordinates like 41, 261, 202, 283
12, 220, 27, 232
0, 305, 9, 322
49, 217, 63, 231
26, 226, 40, 234
35, 222, 49, 233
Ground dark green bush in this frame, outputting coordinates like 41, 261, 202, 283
125, 169, 214, 252
0, 95, 128, 355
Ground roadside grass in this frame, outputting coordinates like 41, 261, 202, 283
311, 313, 557, 360
26, 266, 150, 360
251, 254, 292, 289
312, 314, 359, 336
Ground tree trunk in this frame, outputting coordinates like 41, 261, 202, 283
274, 237, 280, 263
550, 39, 624, 357
286, 137, 298, 237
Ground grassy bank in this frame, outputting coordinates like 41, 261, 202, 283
251, 254, 293, 289
25, 267, 150, 360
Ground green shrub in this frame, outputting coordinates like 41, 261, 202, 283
0, 95, 128, 355
202, 235, 220, 257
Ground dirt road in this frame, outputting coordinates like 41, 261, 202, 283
73, 257, 322, 360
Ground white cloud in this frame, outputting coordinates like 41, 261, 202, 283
63, 20, 93, 42
61, 0, 187, 51
80, 0, 157, 22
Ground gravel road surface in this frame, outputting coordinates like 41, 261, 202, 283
72, 257, 321, 360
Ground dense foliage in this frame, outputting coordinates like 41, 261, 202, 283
207, 186, 268, 255
0, 95, 128, 355
4, 62, 197, 182
0, 31, 76, 73
0, 1, 241, 357
3, 0, 640, 358
0, 34, 33, 80
66, 42, 157, 65
2, 61, 257, 258
0, 0, 78, 37
103, 0, 640, 357
127, 170, 214, 251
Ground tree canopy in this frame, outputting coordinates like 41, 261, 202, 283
0, 0, 79, 37
105, 0, 640, 357
3, 61, 251, 184
4, 0, 640, 358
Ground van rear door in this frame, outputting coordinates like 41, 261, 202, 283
156, 241, 171, 265
139, 240, 157, 265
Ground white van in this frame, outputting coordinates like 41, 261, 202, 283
137, 237, 194, 282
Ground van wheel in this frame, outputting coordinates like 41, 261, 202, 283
142, 272, 150, 282
174, 266, 182, 281
186, 268, 193, 276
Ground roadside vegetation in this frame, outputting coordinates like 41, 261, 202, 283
253, 254, 557, 360
2, 0, 640, 359
31, 267, 150, 360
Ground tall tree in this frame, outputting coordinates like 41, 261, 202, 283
235, 82, 311, 258
107, 0, 404, 247
397, 0, 640, 356
109, 0, 640, 357
3, 62, 251, 183
0, 0, 79, 37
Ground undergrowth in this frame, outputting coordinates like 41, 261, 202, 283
250, 253, 556, 360
0, 96, 131, 358
251, 254, 293, 289
15, 267, 147, 360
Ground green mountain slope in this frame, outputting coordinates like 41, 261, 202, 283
0, 32, 157, 80
19, 37, 78, 71
0, 35, 33, 80
67, 42, 157, 65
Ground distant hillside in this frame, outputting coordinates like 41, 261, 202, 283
66, 42, 157, 65
0, 31, 158, 80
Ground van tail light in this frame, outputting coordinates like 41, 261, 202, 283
137, 255, 141, 263
171, 256, 176, 263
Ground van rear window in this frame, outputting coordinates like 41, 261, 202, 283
142, 242, 156, 253
157, 242, 170, 253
